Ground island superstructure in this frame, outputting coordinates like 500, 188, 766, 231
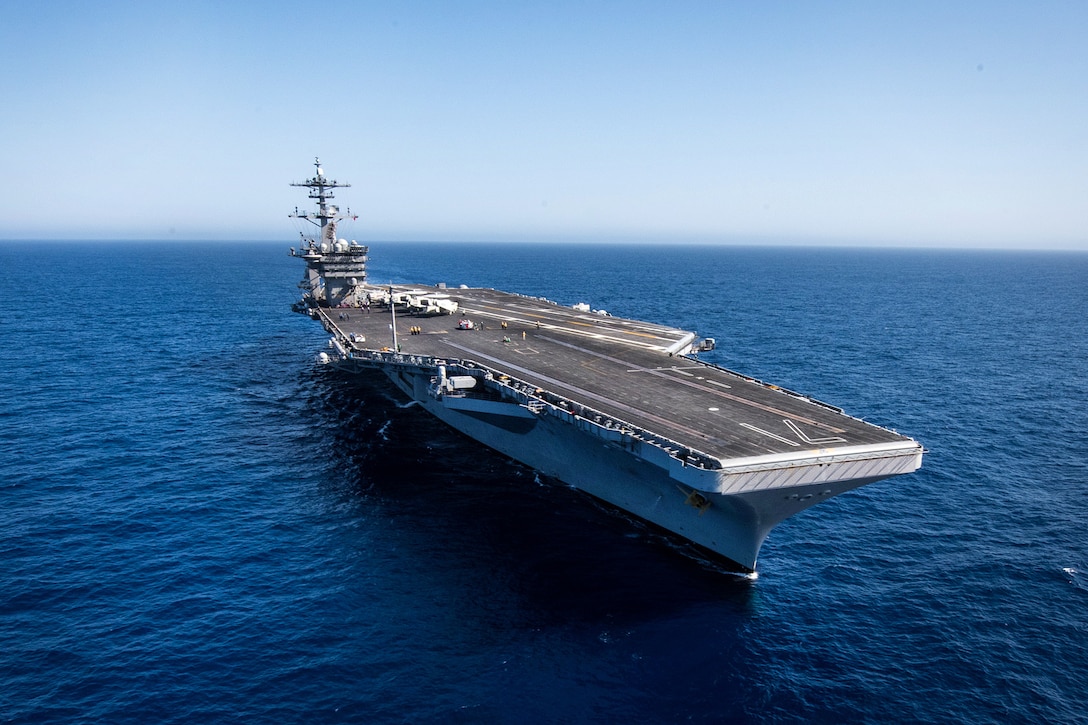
290, 159, 924, 572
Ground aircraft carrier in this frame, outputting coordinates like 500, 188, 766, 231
289, 159, 924, 572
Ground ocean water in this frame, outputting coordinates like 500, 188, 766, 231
2, 241, 1087, 724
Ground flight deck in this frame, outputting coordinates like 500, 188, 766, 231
320, 285, 910, 464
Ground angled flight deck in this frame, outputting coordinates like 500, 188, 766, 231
323, 286, 908, 463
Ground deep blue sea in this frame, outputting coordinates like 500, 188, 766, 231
2, 241, 1087, 724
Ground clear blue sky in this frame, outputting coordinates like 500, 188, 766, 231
2, 1, 1085, 248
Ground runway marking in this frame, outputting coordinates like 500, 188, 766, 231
739, 423, 800, 446
740, 420, 848, 446
540, 336, 847, 434
440, 339, 727, 449
461, 304, 678, 352
784, 419, 847, 444
626, 365, 701, 375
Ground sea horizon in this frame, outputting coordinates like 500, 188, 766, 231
3, 237, 1088, 253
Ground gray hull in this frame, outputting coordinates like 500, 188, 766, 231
288, 162, 923, 572
379, 365, 918, 571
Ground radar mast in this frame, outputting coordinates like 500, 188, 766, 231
290, 157, 353, 250
289, 159, 368, 308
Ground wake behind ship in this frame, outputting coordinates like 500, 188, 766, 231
289, 159, 924, 572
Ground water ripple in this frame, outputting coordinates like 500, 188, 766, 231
2, 242, 1087, 723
